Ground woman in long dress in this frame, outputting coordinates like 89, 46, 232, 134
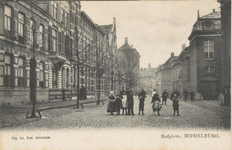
107, 91, 116, 115
121, 91, 128, 115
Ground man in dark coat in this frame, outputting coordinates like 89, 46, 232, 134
183, 90, 188, 101
139, 89, 147, 99
162, 89, 168, 105
127, 91, 135, 115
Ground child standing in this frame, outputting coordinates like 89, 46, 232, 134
115, 94, 121, 115
172, 94, 180, 116
121, 91, 128, 115
138, 96, 145, 115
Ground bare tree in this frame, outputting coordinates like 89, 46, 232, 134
117, 53, 139, 91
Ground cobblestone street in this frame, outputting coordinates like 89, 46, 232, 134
1, 96, 230, 131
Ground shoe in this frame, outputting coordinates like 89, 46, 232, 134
138, 113, 140, 115
142, 113, 144, 115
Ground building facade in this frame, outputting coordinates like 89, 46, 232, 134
140, 64, 157, 94
0, 1, 117, 105
188, 9, 223, 100
116, 37, 140, 94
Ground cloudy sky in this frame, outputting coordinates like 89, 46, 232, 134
81, 0, 220, 68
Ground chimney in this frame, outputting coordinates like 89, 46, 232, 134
182, 43, 186, 51
197, 10, 200, 19
171, 52, 174, 57
148, 63, 151, 68
125, 37, 128, 44
131, 45, 133, 47
213, 9, 215, 13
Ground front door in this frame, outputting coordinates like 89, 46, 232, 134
201, 81, 219, 100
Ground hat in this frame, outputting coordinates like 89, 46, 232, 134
110, 91, 114, 94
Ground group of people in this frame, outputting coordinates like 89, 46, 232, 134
107, 87, 136, 115
107, 88, 180, 116
183, 89, 195, 102
151, 89, 180, 116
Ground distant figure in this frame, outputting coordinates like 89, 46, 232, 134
162, 89, 168, 105
172, 93, 180, 116
115, 94, 122, 115
127, 91, 135, 115
190, 90, 194, 102
80, 86, 87, 100
107, 91, 116, 115
183, 90, 188, 101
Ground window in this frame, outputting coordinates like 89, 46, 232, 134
4, 6, 11, 31
66, 68, 69, 88
52, 29, 57, 52
51, 2, 57, 19
18, 13, 24, 36
65, 12, 68, 27
205, 66, 215, 72
53, 67, 58, 88
204, 40, 214, 59
61, 9, 64, 24
4, 54, 12, 87
38, 25, 44, 48
39, 62, 44, 88
29, 19, 34, 44
18, 57, 24, 87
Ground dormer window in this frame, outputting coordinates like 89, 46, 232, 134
204, 21, 213, 29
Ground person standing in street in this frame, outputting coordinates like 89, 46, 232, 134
183, 89, 188, 101
127, 91, 135, 115
190, 90, 194, 102
120, 87, 126, 99
172, 93, 180, 116
138, 89, 146, 115
107, 91, 116, 115
162, 89, 168, 105
151, 89, 162, 116
121, 90, 128, 115
115, 94, 122, 115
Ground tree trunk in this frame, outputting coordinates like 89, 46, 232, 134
30, 58, 37, 117
96, 75, 101, 105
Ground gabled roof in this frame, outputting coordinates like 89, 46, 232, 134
163, 56, 178, 70
100, 24, 113, 33
200, 10, 221, 19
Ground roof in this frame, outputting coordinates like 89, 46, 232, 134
163, 56, 178, 70
118, 42, 141, 57
200, 10, 221, 19
100, 24, 113, 33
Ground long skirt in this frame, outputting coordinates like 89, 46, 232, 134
152, 101, 162, 111
107, 101, 116, 112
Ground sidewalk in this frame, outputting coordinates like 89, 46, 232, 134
184, 99, 231, 130
0, 96, 108, 129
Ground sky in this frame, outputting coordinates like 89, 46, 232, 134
81, 0, 220, 68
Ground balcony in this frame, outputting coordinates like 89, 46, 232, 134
49, 51, 66, 64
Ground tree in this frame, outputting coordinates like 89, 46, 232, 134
117, 53, 140, 91
24, 3, 49, 118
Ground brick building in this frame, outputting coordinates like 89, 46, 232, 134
0, 1, 117, 105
